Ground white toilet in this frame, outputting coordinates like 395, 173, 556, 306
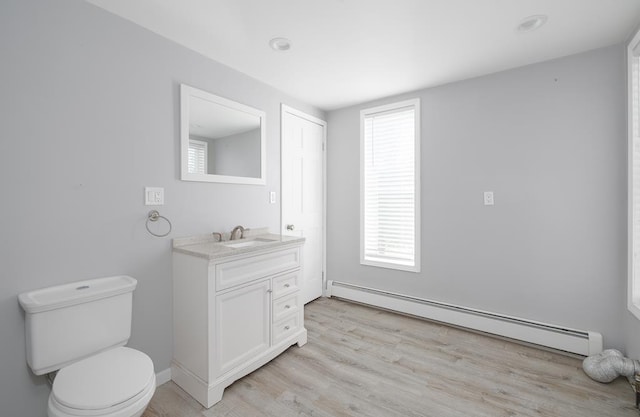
19, 275, 156, 417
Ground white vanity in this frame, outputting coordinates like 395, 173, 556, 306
171, 230, 307, 407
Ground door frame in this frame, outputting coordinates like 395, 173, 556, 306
280, 104, 328, 296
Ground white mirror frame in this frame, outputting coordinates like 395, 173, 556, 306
180, 84, 267, 185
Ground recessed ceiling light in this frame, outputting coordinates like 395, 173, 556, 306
269, 37, 292, 51
516, 15, 548, 33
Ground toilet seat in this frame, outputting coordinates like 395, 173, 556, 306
48, 347, 156, 417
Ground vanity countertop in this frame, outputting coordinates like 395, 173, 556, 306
173, 229, 304, 261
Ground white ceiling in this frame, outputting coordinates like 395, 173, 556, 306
190, 95, 260, 139
86, 0, 640, 111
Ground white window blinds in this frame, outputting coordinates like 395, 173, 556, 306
361, 99, 420, 272
632, 55, 640, 270
628, 31, 640, 320
188, 139, 208, 175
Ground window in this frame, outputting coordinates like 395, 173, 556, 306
188, 139, 208, 175
629, 29, 640, 320
360, 99, 420, 272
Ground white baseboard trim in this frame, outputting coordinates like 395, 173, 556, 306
327, 280, 603, 356
156, 368, 172, 386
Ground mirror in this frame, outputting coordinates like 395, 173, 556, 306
180, 84, 266, 185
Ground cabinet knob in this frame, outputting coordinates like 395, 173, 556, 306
267, 289, 272, 294
286, 224, 295, 231
284, 326, 290, 330
284, 283, 290, 288
285, 305, 291, 309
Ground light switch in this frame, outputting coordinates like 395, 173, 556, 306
270, 191, 276, 204
145, 187, 164, 205
484, 191, 494, 206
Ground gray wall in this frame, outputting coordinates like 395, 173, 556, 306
0, 0, 322, 415
327, 44, 628, 351
211, 129, 262, 178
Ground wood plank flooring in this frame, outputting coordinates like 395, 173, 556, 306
143, 297, 638, 417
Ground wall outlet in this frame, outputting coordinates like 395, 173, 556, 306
484, 191, 494, 206
145, 187, 164, 205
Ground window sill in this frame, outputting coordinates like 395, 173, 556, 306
360, 258, 420, 273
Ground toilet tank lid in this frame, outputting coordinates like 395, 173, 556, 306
18, 275, 137, 314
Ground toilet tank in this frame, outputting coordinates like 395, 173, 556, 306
18, 275, 137, 375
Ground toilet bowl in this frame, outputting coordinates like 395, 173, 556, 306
18, 276, 156, 417
48, 347, 156, 417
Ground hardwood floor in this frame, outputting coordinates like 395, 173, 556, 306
144, 297, 638, 417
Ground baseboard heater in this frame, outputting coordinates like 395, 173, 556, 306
327, 281, 603, 356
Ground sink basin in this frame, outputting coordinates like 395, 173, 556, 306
222, 237, 276, 249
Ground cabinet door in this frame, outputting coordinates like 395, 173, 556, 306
214, 279, 270, 377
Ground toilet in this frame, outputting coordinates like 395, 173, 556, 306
19, 275, 156, 417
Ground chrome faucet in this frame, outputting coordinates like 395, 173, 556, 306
212, 232, 223, 242
229, 225, 245, 240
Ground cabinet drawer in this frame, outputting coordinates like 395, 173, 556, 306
214, 247, 300, 291
272, 314, 300, 345
272, 271, 299, 299
272, 292, 299, 323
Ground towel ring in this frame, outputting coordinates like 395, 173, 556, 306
146, 210, 172, 237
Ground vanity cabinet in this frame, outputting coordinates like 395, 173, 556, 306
171, 237, 306, 408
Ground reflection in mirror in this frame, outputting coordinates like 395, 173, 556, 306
180, 84, 266, 185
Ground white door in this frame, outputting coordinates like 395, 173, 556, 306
281, 105, 325, 305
